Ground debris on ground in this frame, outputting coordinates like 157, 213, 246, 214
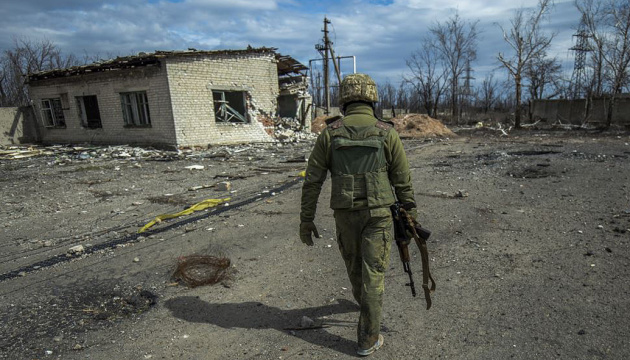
68, 245, 85, 254
273, 117, 316, 142
215, 181, 231, 191
173, 254, 233, 287
184, 165, 205, 170
138, 198, 230, 233
0, 137, 319, 168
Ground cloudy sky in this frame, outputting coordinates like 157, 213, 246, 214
0, 0, 582, 86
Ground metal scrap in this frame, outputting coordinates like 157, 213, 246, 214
173, 254, 232, 288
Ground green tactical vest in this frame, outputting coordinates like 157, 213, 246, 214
327, 119, 396, 210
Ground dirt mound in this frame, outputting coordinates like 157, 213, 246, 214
391, 113, 455, 138
310, 115, 330, 134
311, 113, 454, 138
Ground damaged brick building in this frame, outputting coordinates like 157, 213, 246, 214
26, 47, 310, 148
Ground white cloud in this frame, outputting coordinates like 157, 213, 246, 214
0, 0, 583, 85
185, 0, 278, 10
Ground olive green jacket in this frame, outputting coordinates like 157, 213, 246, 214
300, 103, 416, 222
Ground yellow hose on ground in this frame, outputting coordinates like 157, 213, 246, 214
138, 197, 230, 233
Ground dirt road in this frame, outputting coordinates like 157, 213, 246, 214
1, 130, 629, 359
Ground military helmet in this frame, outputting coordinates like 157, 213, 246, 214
339, 73, 378, 105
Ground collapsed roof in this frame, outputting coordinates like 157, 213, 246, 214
28, 47, 308, 82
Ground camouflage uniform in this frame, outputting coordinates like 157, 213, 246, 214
300, 74, 417, 351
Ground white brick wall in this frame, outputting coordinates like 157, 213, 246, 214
165, 53, 277, 146
29, 66, 177, 148
28, 51, 281, 148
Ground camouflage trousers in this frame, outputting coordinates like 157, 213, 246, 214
334, 207, 392, 349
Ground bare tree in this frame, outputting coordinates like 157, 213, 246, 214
377, 80, 397, 115
574, 2, 605, 97
0, 36, 81, 107
477, 72, 499, 113
430, 12, 479, 123
577, 0, 630, 126
404, 38, 448, 117
396, 83, 410, 114
330, 80, 340, 108
525, 55, 563, 100
497, 0, 555, 128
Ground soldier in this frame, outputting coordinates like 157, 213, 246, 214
299, 73, 418, 356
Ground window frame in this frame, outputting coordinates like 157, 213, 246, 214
120, 91, 151, 127
212, 90, 249, 124
40, 98, 66, 128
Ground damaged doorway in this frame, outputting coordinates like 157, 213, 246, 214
278, 94, 299, 118
77, 95, 102, 129
212, 90, 248, 123
278, 94, 308, 126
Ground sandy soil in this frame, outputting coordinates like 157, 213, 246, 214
1, 128, 630, 359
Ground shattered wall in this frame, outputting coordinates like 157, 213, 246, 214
28, 66, 177, 147
165, 53, 277, 146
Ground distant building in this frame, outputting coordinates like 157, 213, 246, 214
26, 47, 310, 148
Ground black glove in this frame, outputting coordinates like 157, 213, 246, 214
299, 221, 319, 246
406, 207, 418, 223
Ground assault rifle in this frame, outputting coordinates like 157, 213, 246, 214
390, 202, 436, 310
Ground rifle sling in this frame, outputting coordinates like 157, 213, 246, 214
413, 234, 436, 310
403, 209, 436, 310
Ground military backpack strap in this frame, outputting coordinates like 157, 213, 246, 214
375, 119, 394, 131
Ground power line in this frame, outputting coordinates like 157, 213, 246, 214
569, 15, 593, 99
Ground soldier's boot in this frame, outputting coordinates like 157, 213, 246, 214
357, 334, 384, 356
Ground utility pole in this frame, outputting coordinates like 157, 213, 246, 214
570, 15, 592, 99
315, 17, 331, 114
461, 59, 474, 119
315, 17, 342, 115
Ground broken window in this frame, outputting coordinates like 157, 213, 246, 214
278, 94, 299, 118
120, 91, 151, 126
76, 96, 102, 129
40, 98, 66, 128
212, 90, 249, 123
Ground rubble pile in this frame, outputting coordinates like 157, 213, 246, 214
0, 144, 184, 162
310, 115, 330, 134
273, 117, 316, 142
310, 113, 455, 139
391, 114, 456, 138
0, 141, 316, 167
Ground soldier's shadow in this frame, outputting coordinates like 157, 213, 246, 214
164, 296, 359, 356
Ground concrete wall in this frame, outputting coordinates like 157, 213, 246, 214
0, 106, 40, 145
314, 107, 341, 118
28, 66, 177, 147
382, 108, 409, 119
165, 53, 276, 146
532, 97, 630, 127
